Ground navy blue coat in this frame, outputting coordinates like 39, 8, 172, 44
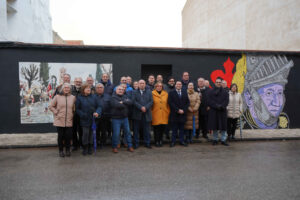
76, 94, 102, 127
168, 89, 190, 123
207, 87, 229, 131
99, 79, 114, 96
94, 93, 111, 117
132, 89, 153, 122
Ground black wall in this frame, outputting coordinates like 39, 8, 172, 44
0, 43, 299, 133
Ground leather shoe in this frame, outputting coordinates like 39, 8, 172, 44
212, 141, 218, 145
221, 141, 229, 146
145, 144, 152, 149
112, 148, 118, 153
180, 142, 188, 147
128, 147, 134, 152
59, 151, 65, 157
170, 142, 175, 147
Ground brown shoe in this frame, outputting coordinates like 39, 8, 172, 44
112, 148, 118, 153
128, 147, 134, 152
117, 144, 121, 149
124, 144, 128, 148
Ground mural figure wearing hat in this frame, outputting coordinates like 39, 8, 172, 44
232, 54, 294, 129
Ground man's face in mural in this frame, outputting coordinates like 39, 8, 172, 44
257, 83, 284, 117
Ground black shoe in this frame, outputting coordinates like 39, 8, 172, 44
203, 134, 208, 139
133, 144, 139, 149
159, 141, 163, 147
65, 150, 71, 157
88, 145, 93, 155
72, 146, 78, 151
180, 142, 188, 147
82, 146, 87, 156
59, 151, 65, 157
166, 135, 170, 140
155, 142, 160, 147
212, 141, 218, 145
170, 142, 175, 147
145, 144, 152, 149
231, 136, 235, 140
221, 141, 229, 146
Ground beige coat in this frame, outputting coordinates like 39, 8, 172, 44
49, 94, 76, 127
184, 90, 200, 130
227, 91, 242, 119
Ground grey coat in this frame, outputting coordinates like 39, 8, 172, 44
132, 89, 153, 122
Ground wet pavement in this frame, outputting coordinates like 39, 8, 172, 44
0, 141, 299, 200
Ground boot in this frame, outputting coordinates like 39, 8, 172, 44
82, 145, 87, 156
87, 144, 93, 155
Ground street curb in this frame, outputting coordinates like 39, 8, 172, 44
1, 137, 299, 149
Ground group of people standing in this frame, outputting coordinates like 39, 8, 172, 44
49, 71, 242, 157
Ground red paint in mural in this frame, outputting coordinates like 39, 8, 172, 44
210, 57, 235, 87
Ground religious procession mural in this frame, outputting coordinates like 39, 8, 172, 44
19, 62, 113, 124
210, 54, 294, 129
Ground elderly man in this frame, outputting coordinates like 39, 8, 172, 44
207, 78, 229, 146
126, 76, 133, 87
114, 76, 133, 92
99, 73, 114, 95
168, 81, 190, 147
195, 78, 209, 139
53, 73, 71, 97
110, 85, 134, 153
86, 76, 95, 94
221, 80, 229, 93
132, 79, 153, 149
71, 77, 83, 151
204, 80, 210, 88
94, 83, 111, 148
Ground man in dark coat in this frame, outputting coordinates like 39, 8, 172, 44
181, 71, 192, 92
195, 77, 209, 139
94, 83, 111, 148
132, 79, 153, 149
146, 74, 155, 91
168, 81, 190, 147
207, 78, 229, 146
99, 73, 114, 95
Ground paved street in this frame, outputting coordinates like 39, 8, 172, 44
0, 141, 299, 200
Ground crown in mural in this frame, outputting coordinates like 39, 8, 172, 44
245, 55, 294, 89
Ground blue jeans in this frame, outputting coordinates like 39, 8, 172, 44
133, 116, 151, 146
112, 118, 132, 148
171, 122, 185, 143
213, 130, 227, 142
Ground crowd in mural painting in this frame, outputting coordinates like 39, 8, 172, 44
49, 72, 243, 157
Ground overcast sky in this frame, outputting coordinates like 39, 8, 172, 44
50, 0, 186, 47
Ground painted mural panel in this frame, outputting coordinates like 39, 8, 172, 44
210, 54, 293, 129
19, 62, 113, 124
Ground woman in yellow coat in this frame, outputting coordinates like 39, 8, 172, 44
152, 82, 170, 147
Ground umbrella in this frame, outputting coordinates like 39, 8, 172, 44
92, 117, 97, 154
192, 115, 196, 137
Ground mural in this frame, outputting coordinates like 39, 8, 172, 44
19, 62, 113, 124
211, 54, 294, 129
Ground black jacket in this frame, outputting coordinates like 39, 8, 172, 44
110, 93, 132, 119
195, 87, 209, 115
168, 89, 190, 123
94, 93, 111, 117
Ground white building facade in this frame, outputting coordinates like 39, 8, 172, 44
0, 0, 52, 43
182, 0, 300, 51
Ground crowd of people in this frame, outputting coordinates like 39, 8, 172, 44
49, 72, 243, 157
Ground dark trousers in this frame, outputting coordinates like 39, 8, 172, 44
171, 122, 185, 143
227, 117, 238, 138
96, 116, 111, 145
197, 113, 208, 137
72, 114, 82, 148
133, 115, 151, 146
57, 127, 72, 151
153, 124, 166, 143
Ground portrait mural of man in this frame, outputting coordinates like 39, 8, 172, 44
232, 54, 294, 129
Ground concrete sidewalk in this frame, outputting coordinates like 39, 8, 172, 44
1, 129, 300, 149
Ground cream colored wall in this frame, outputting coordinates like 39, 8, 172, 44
182, 0, 300, 51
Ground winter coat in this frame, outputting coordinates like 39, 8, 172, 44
168, 89, 190, 123
184, 90, 200, 130
132, 89, 153, 122
94, 93, 111, 117
75, 94, 102, 127
195, 87, 209, 115
151, 90, 170, 125
165, 84, 175, 93
99, 79, 114, 95
207, 87, 229, 131
110, 93, 132, 119
49, 94, 76, 127
227, 91, 243, 119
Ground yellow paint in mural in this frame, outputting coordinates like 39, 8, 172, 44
279, 116, 288, 128
232, 54, 247, 93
